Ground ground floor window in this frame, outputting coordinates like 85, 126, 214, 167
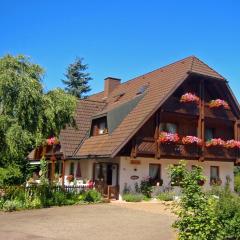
149, 164, 162, 186
210, 166, 220, 184
69, 162, 75, 176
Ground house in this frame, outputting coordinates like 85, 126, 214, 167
28, 56, 240, 199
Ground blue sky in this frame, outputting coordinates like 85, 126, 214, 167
0, 1, 239, 100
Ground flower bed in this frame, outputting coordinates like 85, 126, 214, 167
180, 93, 200, 104
225, 140, 240, 149
158, 132, 179, 143
206, 138, 225, 147
182, 136, 202, 146
208, 99, 230, 110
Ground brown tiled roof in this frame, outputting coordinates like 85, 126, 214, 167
59, 99, 106, 157
76, 56, 226, 158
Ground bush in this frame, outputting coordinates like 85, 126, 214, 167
2, 200, 22, 212
157, 191, 174, 201
52, 191, 67, 206
140, 178, 152, 198
169, 161, 224, 240
0, 165, 23, 186
82, 189, 102, 203
234, 174, 240, 194
122, 193, 144, 202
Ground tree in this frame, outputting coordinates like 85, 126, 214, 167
62, 57, 92, 98
0, 54, 76, 184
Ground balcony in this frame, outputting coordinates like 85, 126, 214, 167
204, 104, 235, 121
137, 137, 201, 159
162, 97, 199, 116
136, 137, 238, 160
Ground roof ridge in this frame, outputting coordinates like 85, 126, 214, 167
113, 55, 194, 87
190, 56, 226, 80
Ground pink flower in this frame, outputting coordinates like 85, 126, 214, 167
225, 140, 240, 149
206, 138, 225, 147
209, 99, 230, 109
46, 137, 59, 145
180, 93, 200, 104
159, 132, 179, 143
182, 136, 202, 146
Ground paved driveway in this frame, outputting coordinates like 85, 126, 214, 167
0, 202, 176, 240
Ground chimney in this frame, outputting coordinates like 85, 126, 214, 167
104, 77, 121, 98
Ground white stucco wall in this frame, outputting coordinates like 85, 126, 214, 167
118, 156, 234, 198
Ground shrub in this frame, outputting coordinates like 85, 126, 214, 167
157, 191, 174, 201
234, 174, 240, 194
0, 165, 23, 186
52, 191, 67, 206
122, 193, 144, 202
82, 190, 102, 203
140, 178, 152, 198
169, 161, 224, 240
3, 200, 22, 212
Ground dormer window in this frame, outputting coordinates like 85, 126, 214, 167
91, 116, 108, 136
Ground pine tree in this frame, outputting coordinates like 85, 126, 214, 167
62, 57, 92, 98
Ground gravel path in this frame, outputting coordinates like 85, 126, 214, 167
0, 202, 176, 240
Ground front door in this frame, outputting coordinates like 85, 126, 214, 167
93, 163, 119, 199
93, 163, 118, 186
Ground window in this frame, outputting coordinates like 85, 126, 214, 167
205, 128, 214, 141
99, 121, 107, 134
210, 166, 219, 180
69, 162, 75, 176
149, 164, 161, 186
160, 122, 177, 133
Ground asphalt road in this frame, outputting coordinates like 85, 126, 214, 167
0, 202, 176, 240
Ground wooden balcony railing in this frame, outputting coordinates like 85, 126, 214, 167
204, 104, 235, 120
136, 137, 238, 160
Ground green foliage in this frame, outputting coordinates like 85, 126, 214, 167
157, 191, 174, 201
234, 174, 240, 194
81, 189, 102, 203
122, 193, 144, 202
62, 57, 92, 98
169, 161, 224, 240
0, 54, 76, 184
39, 157, 48, 185
2, 200, 23, 212
0, 186, 103, 211
140, 178, 153, 198
0, 165, 23, 186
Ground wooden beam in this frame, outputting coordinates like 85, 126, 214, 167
130, 139, 137, 158
155, 112, 161, 159
62, 158, 65, 187
198, 79, 205, 162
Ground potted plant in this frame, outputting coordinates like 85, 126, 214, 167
210, 177, 222, 186
208, 99, 230, 110
66, 175, 74, 182
206, 138, 225, 148
182, 136, 202, 146
180, 92, 200, 104
158, 132, 180, 144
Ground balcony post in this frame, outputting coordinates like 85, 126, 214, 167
155, 111, 161, 159
198, 79, 205, 161
62, 157, 65, 187
235, 120, 240, 161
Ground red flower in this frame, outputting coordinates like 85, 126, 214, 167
225, 140, 240, 149
158, 132, 179, 143
182, 136, 202, 146
209, 99, 230, 110
180, 93, 200, 104
206, 138, 225, 147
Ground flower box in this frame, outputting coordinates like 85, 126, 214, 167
225, 140, 240, 149
180, 93, 200, 104
206, 138, 225, 147
182, 136, 202, 146
158, 132, 179, 144
208, 99, 230, 110
210, 178, 222, 186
